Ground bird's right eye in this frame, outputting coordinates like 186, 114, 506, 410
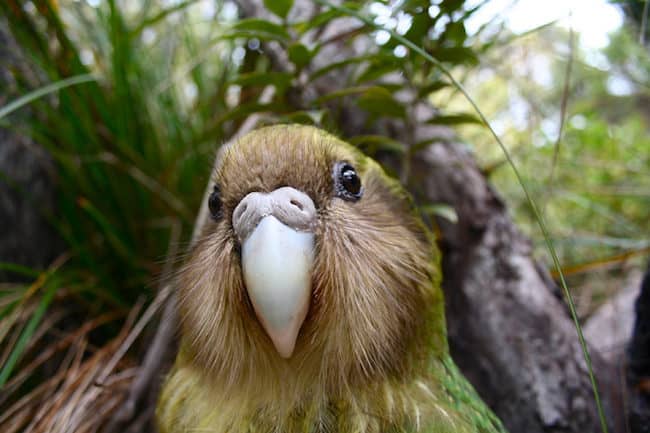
208, 184, 223, 220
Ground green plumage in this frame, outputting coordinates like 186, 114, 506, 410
157, 125, 507, 433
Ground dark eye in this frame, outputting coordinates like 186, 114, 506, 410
334, 162, 363, 201
208, 184, 223, 220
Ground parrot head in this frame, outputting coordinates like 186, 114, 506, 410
176, 124, 446, 408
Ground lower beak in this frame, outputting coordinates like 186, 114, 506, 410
241, 215, 314, 358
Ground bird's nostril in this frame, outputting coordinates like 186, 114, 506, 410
290, 199, 304, 211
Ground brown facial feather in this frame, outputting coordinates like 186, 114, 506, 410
176, 124, 445, 408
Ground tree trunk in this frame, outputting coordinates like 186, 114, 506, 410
0, 19, 61, 281
406, 141, 612, 432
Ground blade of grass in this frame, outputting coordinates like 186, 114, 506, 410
550, 247, 650, 278
544, 24, 574, 215
313, 2, 609, 432
131, 0, 200, 37
0, 279, 58, 387
77, 197, 135, 262
0, 74, 97, 120
0, 311, 121, 406
0, 291, 24, 321
0, 303, 36, 368
0, 263, 41, 279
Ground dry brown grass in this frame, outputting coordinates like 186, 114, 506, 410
0, 299, 146, 433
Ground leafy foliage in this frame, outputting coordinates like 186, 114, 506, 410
448, 24, 649, 285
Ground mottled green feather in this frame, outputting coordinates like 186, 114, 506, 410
158, 352, 506, 433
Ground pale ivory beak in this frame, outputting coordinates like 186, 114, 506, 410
232, 187, 316, 358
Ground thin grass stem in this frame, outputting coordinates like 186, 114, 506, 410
0, 74, 97, 120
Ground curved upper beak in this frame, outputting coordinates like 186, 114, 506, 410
232, 187, 317, 358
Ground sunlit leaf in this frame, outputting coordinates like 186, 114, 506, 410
230, 18, 291, 41
293, 8, 347, 34
288, 43, 313, 70
427, 112, 482, 125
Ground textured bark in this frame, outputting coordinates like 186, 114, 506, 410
585, 271, 640, 364
405, 142, 611, 433
0, 19, 61, 281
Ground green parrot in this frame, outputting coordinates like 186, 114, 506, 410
157, 124, 507, 433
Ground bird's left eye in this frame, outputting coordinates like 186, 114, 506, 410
334, 162, 363, 201
208, 184, 223, 220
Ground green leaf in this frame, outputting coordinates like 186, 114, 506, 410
288, 43, 313, 70
280, 110, 325, 125
264, 0, 293, 19
0, 262, 41, 278
131, 0, 199, 36
0, 74, 97, 120
313, 85, 374, 103
207, 101, 285, 130
0, 279, 58, 387
443, 21, 467, 44
427, 112, 482, 125
348, 135, 405, 155
430, 46, 478, 65
417, 80, 450, 98
293, 8, 346, 34
230, 18, 291, 41
356, 87, 406, 119
314, 86, 405, 118
408, 136, 452, 154
355, 59, 399, 83
419, 204, 458, 223
404, 10, 431, 41
440, 0, 465, 13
